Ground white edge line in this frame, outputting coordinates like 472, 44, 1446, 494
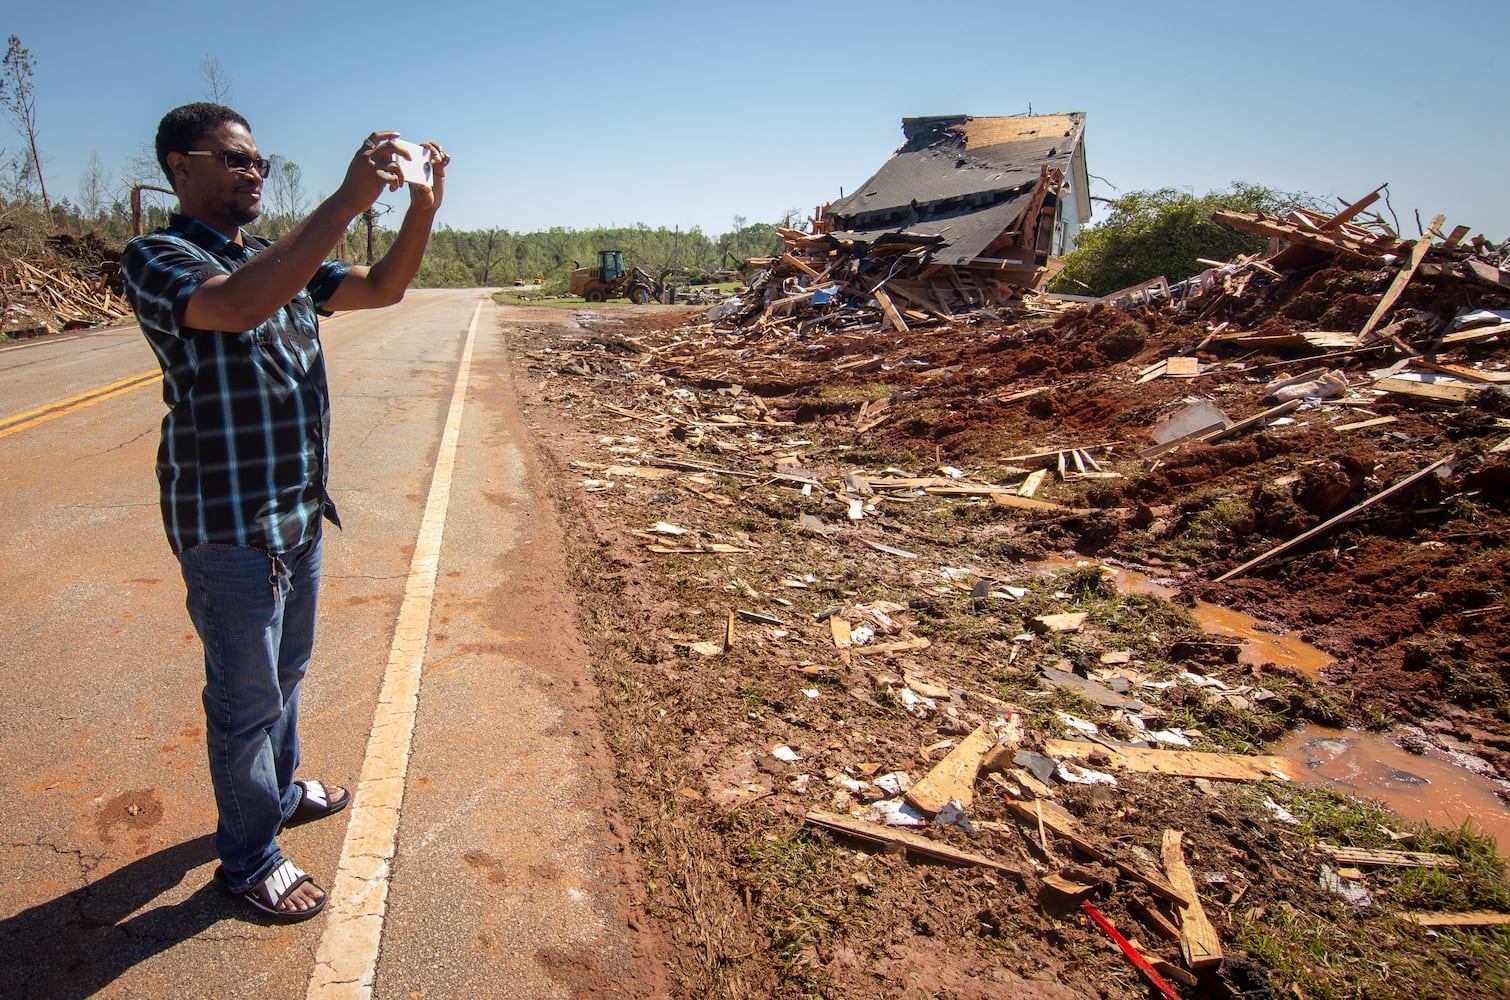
307, 299, 484, 999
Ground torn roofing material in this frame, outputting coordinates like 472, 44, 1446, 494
827, 112, 1088, 269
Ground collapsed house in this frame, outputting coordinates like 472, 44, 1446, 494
825, 112, 1090, 281
724, 112, 1091, 333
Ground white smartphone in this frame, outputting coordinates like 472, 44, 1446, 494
392, 138, 433, 188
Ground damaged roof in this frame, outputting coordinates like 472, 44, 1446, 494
828, 113, 1086, 267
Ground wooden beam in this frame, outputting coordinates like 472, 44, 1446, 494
1332, 415, 1397, 432
1373, 376, 1473, 403
1318, 183, 1388, 231
781, 252, 823, 279
905, 723, 995, 814
1162, 830, 1223, 969
1357, 214, 1445, 342
804, 810, 1026, 878
1214, 455, 1455, 582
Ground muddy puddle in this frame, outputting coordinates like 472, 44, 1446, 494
1035, 560, 1510, 851
1034, 559, 1333, 675
1274, 725, 1510, 853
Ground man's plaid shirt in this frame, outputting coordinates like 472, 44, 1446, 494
122, 214, 351, 555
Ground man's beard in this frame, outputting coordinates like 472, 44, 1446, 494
229, 202, 261, 227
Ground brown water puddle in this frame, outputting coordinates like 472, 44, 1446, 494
1032, 560, 1510, 850
1273, 725, 1510, 854
1034, 560, 1334, 675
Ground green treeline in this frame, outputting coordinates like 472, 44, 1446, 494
8, 190, 788, 290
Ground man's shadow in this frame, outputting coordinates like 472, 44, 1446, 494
0, 836, 239, 1000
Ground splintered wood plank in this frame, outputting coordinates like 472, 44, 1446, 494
1377, 376, 1467, 404
905, 723, 995, 814
1044, 739, 1291, 782
781, 252, 823, 278
1164, 356, 1200, 376
1018, 469, 1048, 497
1162, 830, 1223, 969
804, 810, 1026, 877
1412, 359, 1510, 384
1332, 415, 1397, 432
990, 493, 1079, 514
1319, 845, 1460, 869
874, 288, 909, 333
1400, 911, 1510, 927
1357, 214, 1445, 341
857, 636, 930, 657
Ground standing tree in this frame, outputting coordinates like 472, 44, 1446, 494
198, 55, 233, 104
78, 151, 108, 222
263, 154, 306, 235
0, 35, 48, 211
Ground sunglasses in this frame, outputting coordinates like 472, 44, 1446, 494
184, 149, 273, 176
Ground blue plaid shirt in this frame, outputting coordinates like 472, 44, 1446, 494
122, 214, 352, 555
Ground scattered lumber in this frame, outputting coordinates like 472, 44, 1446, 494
804, 810, 1026, 878
1003, 799, 1190, 906
2, 253, 131, 335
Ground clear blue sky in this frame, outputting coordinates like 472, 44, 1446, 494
6, 1, 1507, 241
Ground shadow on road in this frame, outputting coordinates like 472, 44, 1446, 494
0, 835, 239, 999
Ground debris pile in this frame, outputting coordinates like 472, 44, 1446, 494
1, 243, 130, 337
505, 182, 1510, 998
719, 227, 1021, 337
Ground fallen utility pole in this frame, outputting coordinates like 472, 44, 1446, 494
1214, 455, 1455, 582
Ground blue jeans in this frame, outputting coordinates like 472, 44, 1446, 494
178, 535, 321, 893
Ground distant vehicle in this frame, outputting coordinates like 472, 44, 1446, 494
568, 250, 662, 304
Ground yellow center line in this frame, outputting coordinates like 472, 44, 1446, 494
0, 313, 355, 440
0, 370, 161, 439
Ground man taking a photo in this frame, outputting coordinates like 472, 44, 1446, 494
122, 102, 449, 922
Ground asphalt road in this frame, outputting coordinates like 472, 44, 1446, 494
0, 291, 640, 998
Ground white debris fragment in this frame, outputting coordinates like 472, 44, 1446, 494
899, 687, 937, 717
772, 745, 802, 763
869, 798, 927, 827
1319, 864, 1373, 907
1054, 711, 1100, 735
936, 800, 979, 834
1263, 797, 1299, 824
1057, 761, 1117, 786
1150, 728, 1194, 748
873, 772, 913, 796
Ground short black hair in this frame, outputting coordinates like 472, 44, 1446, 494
155, 102, 251, 190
